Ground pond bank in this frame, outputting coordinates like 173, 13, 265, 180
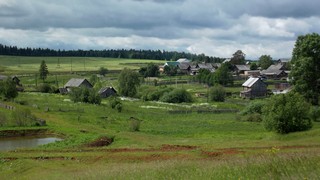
0, 128, 50, 137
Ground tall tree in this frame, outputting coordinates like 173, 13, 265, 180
118, 68, 140, 97
230, 50, 245, 65
290, 33, 320, 105
258, 55, 273, 69
213, 63, 233, 86
39, 60, 49, 82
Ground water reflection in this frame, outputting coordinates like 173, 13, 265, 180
0, 136, 62, 151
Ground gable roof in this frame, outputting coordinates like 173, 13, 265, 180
176, 58, 191, 63
64, 78, 92, 88
261, 64, 285, 75
235, 65, 250, 71
98, 87, 117, 94
178, 62, 191, 70
242, 77, 260, 87
164, 61, 179, 67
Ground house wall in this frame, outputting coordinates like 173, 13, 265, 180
250, 80, 267, 97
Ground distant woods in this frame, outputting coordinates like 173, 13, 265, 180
0, 44, 224, 63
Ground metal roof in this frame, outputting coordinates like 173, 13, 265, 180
64, 78, 90, 88
242, 77, 259, 87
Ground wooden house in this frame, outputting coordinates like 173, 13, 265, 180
64, 78, 93, 92
261, 64, 288, 79
98, 87, 117, 98
240, 77, 267, 98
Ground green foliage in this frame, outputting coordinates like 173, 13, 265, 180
109, 97, 122, 109
250, 62, 258, 70
209, 84, 226, 102
0, 78, 18, 100
258, 55, 273, 69
118, 68, 140, 97
11, 108, 36, 126
69, 87, 101, 104
139, 63, 159, 77
262, 93, 312, 134
290, 33, 320, 105
230, 50, 245, 65
129, 118, 141, 132
163, 65, 178, 76
310, 106, 320, 122
212, 63, 233, 86
98, 67, 108, 76
0, 111, 7, 126
160, 88, 193, 103
39, 60, 49, 82
38, 83, 55, 93
89, 74, 99, 86
140, 86, 174, 101
241, 101, 266, 115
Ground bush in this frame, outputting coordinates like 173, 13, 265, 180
240, 101, 265, 115
110, 97, 122, 112
38, 83, 55, 93
11, 108, 36, 127
160, 88, 193, 103
69, 87, 101, 104
129, 118, 141, 132
244, 113, 262, 122
209, 84, 226, 102
262, 93, 312, 134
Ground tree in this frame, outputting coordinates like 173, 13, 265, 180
140, 63, 160, 77
258, 55, 273, 69
290, 33, 320, 105
118, 68, 140, 97
0, 78, 18, 100
212, 63, 233, 86
209, 84, 226, 102
163, 65, 178, 76
250, 62, 258, 70
262, 93, 312, 134
98, 67, 108, 76
39, 60, 49, 82
230, 50, 245, 65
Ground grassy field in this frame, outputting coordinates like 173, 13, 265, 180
0, 55, 165, 74
0, 56, 320, 179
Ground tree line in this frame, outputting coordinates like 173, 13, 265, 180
0, 44, 224, 62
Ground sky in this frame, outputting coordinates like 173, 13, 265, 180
0, 0, 319, 59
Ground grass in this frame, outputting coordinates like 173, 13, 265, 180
0, 56, 320, 179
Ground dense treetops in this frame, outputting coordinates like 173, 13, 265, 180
0, 44, 224, 62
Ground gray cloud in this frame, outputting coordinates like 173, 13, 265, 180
0, 0, 319, 59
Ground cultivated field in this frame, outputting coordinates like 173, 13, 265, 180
0, 56, 319, 179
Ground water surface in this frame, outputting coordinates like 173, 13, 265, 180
0, 136, 62, 151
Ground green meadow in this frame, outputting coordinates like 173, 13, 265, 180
0, 56, 320, 179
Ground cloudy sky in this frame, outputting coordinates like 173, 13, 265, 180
0, 0, 319, 59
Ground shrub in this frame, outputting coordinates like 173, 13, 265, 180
38, 83, 54, 93
160, 88, 193, 103
245, 113, 262, 122
129, 118, 141, 132
110, 97, 122, 112
262, 93, 312, 134
69, 87, 101, 104
11, 108, 36, 127
209, 84, 226, 102
240, 101, 265, 115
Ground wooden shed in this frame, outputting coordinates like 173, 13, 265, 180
98, 87, 117, 98
240, 77, 267, 98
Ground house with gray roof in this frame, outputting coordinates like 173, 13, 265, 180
261, 64, 288, 79
240, 77, 267, 98
64, 78, 93, 92
234, 65, 250, 75
176, 58, 191, 63
99, 87, 117, 98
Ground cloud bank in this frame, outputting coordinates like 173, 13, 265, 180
0, 0, 319, 59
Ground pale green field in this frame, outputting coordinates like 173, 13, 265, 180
0, 55, 165, 74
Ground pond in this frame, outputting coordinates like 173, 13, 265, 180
0, 136, 62, 151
